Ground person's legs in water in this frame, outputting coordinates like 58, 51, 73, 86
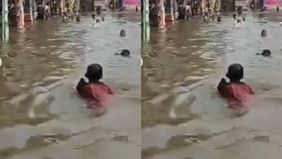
203, 15, 208, 22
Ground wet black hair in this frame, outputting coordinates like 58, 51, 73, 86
85, 63, 103, 81
261, 29, 267, 36
226, 63, 244, 81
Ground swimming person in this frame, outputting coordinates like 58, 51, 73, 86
120, 29, 126, 37
76, 64, 114, 114
261, 29, 267, 37
217, 64, 255, 114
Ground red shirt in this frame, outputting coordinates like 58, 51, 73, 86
80, 83, 114, 108
222, 83, 254, 108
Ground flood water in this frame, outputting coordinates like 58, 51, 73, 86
0, 11, 141, 159
142, 11, 282, 159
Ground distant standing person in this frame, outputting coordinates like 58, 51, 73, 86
203, 11, 208, 22
92, 13, 96, 27
277, 6, 279, 12
250, 0, 255, 10
9, 4, 17, 26
37, 4, 44, 20
185, 4, 191, 20
92, 13, 96, 20
62, 12, 68, 23
97, 6, 102, 15
233, 13, 236, 20
109, 0, 114, 11
217, 14, 222, 23
44, 3, 51, 20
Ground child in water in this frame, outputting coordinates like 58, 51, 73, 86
217, 64, 254, 114
76, 64, 114, 113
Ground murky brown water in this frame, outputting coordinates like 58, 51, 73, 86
142, 11, 282, 159
0, 11, 140, 128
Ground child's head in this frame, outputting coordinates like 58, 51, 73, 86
85, 63, 103, 81
226, 63, 244, 81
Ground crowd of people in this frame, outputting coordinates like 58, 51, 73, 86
6, 1, 121, 28
149, 0, 281, 27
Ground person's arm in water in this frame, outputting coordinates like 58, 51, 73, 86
217, 78, 228, 96
76, 78, 87, 97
